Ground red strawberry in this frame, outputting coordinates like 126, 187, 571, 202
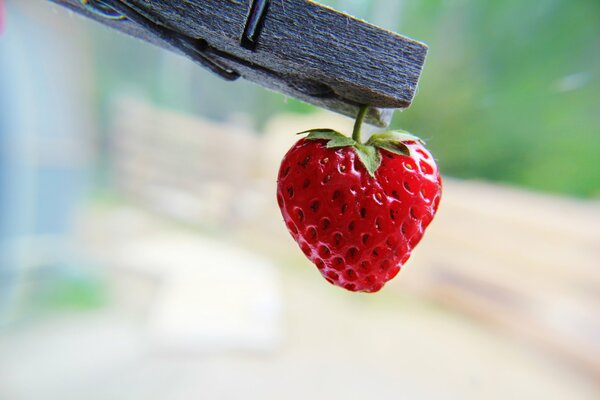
276, 107, 441, 293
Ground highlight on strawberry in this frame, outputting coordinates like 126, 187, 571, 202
276, 106, 441, 293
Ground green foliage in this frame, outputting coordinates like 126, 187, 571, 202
30, 268, 107, 312
392, 0, 600, 197
44, 278, 106, 310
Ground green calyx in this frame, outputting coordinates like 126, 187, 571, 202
299, 106, 424, 177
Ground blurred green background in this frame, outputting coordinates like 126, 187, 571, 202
89, 0, 600, 197
1, 1, 599, 399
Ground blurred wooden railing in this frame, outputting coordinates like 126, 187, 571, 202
408, 178, 600, 380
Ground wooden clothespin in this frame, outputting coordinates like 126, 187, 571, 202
50, 0, 427, 127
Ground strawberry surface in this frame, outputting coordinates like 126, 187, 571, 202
277, 129, 441, 293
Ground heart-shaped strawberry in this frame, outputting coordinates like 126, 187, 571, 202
277, 107, 441, 293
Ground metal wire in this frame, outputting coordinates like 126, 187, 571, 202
80, 0, 125, 20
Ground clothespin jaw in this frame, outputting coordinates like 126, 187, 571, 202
52, 0, 428, 127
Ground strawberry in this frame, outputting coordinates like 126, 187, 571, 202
276, 107, 441, 293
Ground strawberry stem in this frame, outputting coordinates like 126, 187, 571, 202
352, 105, 369, 143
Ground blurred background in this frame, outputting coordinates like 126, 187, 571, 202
1, 0, 599, 399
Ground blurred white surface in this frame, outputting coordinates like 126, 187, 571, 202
1, 199, 599, 400
131, 235, 281, 352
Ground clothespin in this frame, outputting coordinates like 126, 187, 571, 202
50, 0, 427, 127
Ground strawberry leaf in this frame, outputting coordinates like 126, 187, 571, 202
300, 129, 345, 141
327, 137, 356, 148
367, 130, 423, 145
353, 144, 381, 178
366, 130, 425, 158
373, 141, 410, 156
304, 129, 357, 148
299, 127, 420, 177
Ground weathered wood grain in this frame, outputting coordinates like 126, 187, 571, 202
49, 0, 428, 126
